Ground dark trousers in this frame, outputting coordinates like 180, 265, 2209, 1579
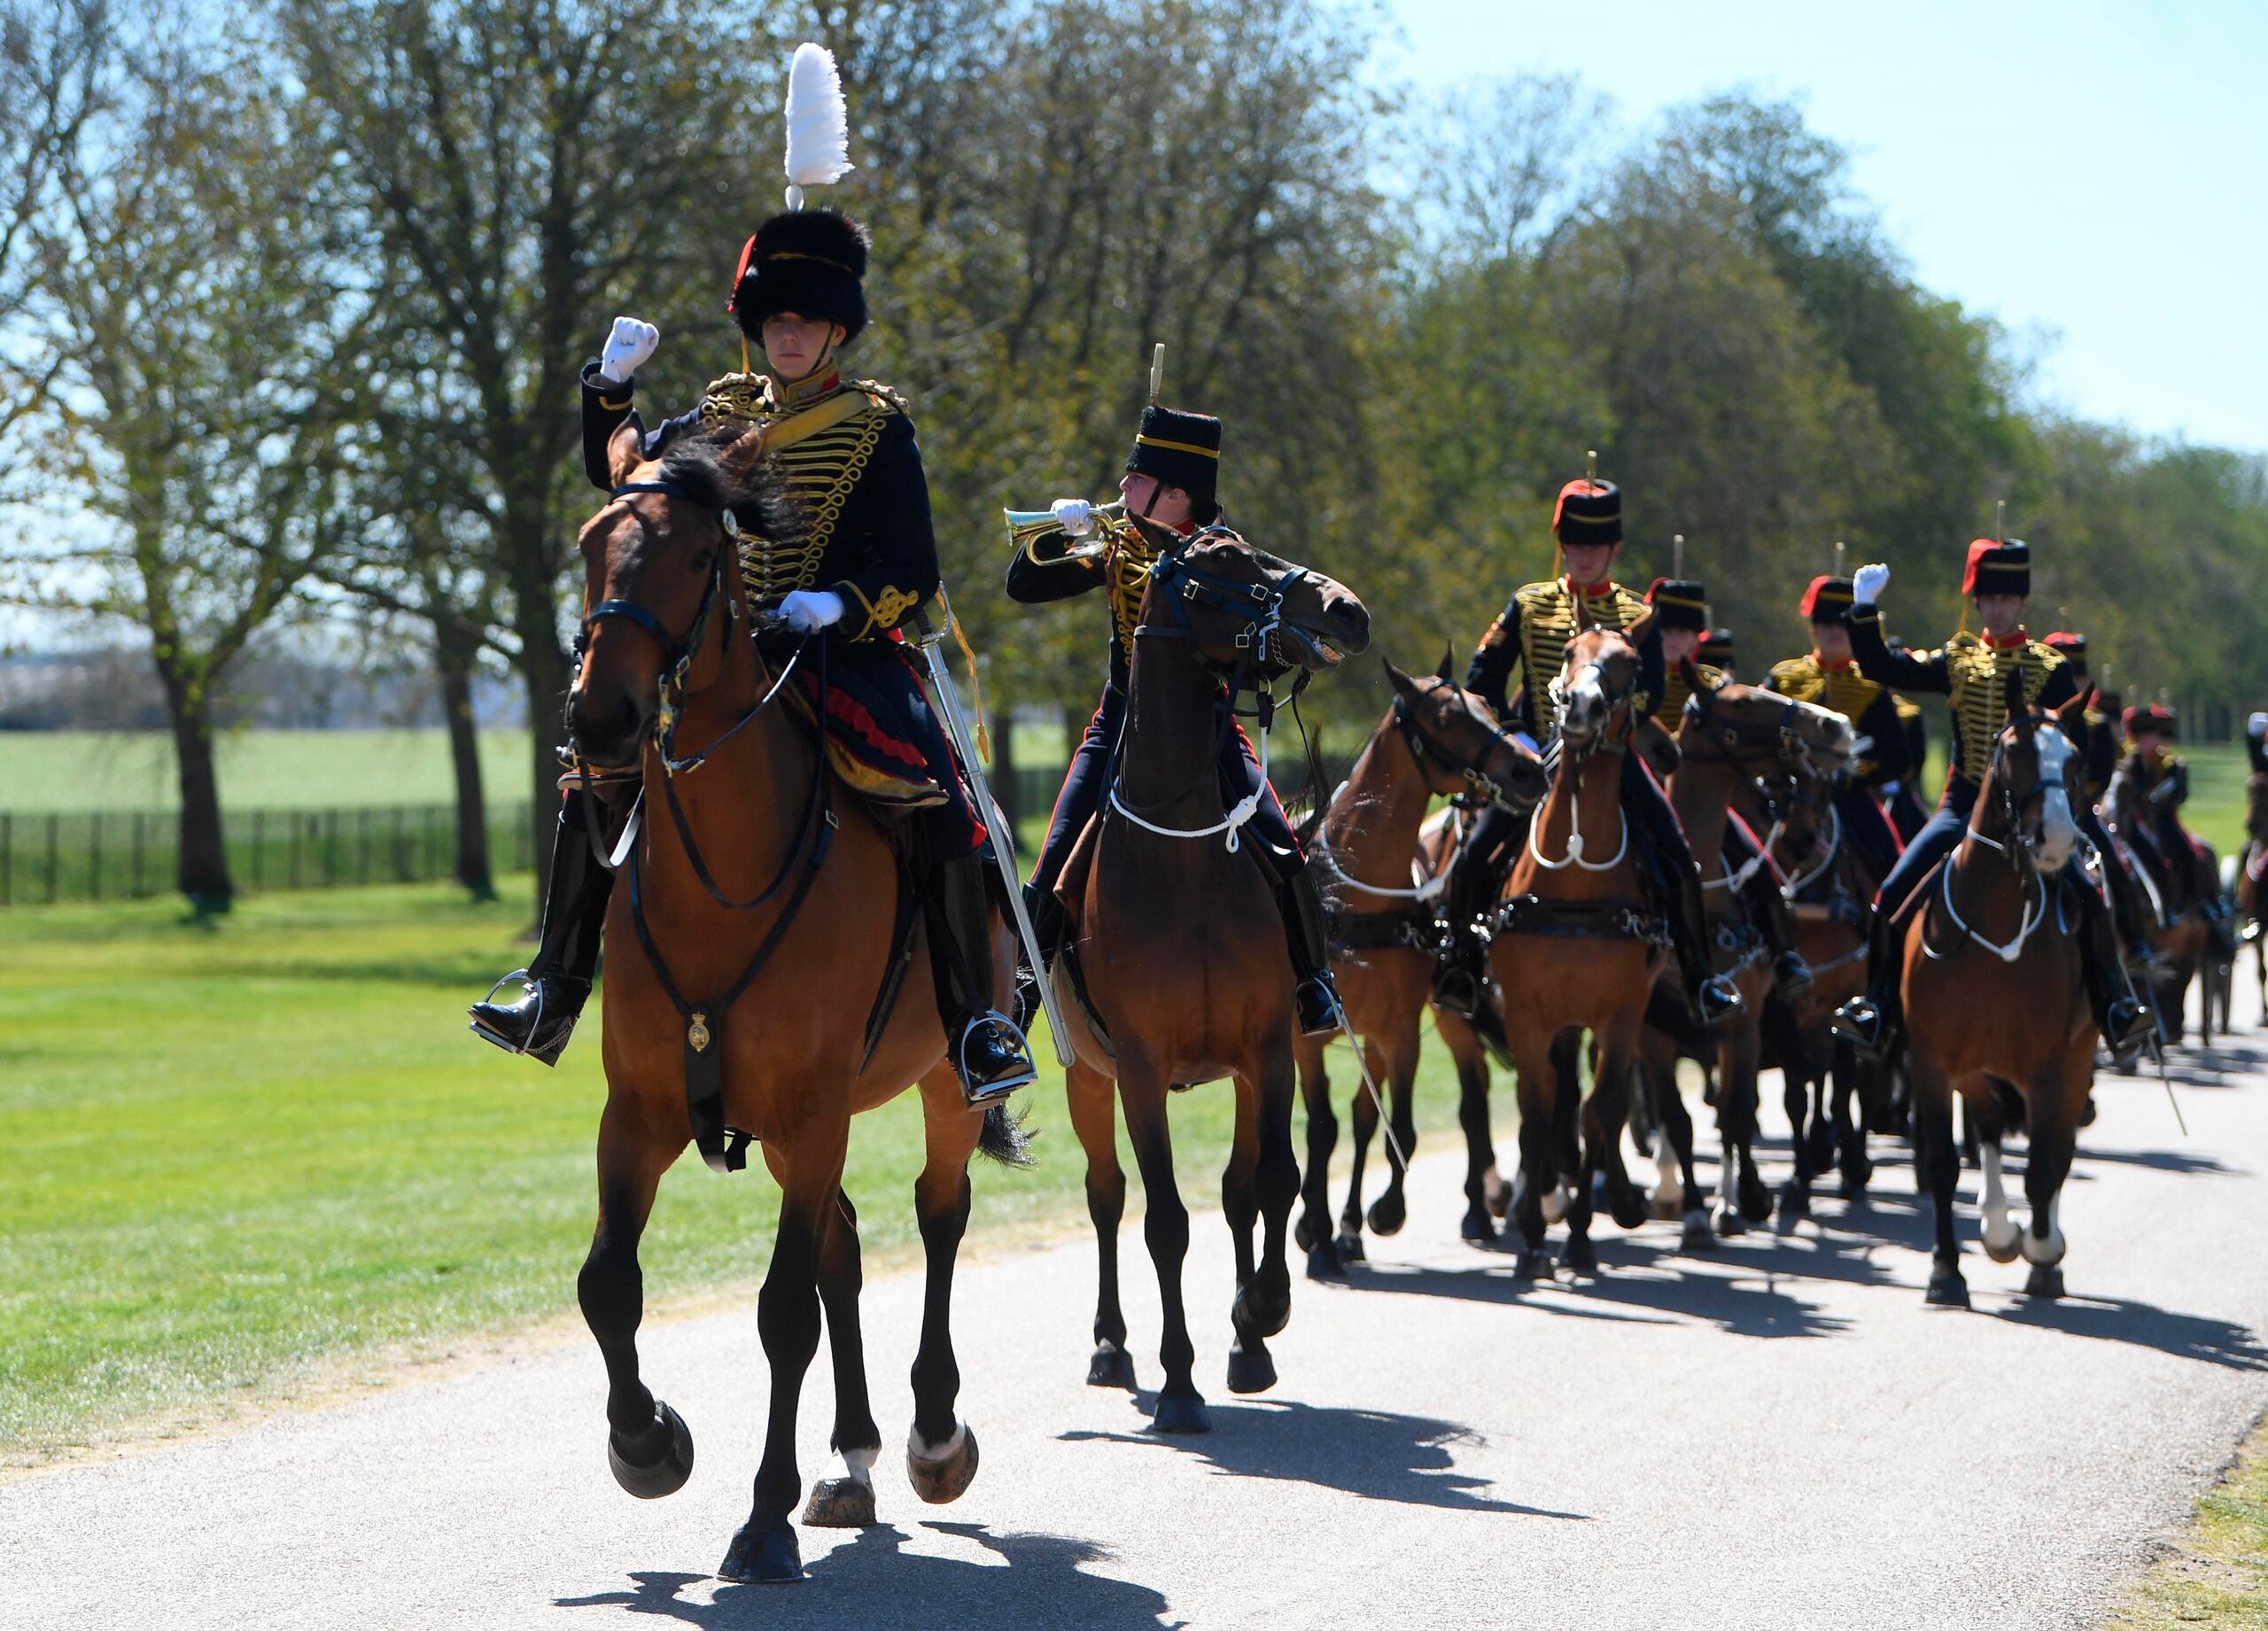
1876, 784, 1974, 919
1836, 785, 1906, 883
1888, 783, 1930, 845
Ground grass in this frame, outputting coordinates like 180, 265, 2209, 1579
0, 879, 1471, 1465
2109, 1410, 2268, 1627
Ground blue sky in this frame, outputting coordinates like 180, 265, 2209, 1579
1376, 0, 2268, 454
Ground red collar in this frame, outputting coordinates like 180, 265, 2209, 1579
1564, 575, 1615, 598
1985, 625, 2030, 651
1811, 651, 1854, 672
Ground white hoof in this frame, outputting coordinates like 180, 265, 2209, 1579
2020, 1223, 2067, 1268
1980, 1212, 2023, 1264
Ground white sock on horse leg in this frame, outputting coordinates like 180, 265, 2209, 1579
1978, 1142, 2020, 1257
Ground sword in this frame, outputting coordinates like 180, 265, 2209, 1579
913, 590, 1077, 1068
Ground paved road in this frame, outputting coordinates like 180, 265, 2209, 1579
7, 991, 2268, 1630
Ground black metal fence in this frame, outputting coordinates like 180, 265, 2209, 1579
0, 803, 535, 906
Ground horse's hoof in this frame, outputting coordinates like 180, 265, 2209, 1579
1087, 1341, 1137, 1391
1512, 1247, 1556, 1284
2079, 1096, 2099, 1129
1631, 1128, 1654, 1159
1738, 1170, 1774, 1224
1225, 1340, 1278, 1395
801, 1475, 876, 1528
1151, 1392, 1211, 1434
718, 1516, 802, 1584
1484, 1169, 1511, 1219
1332, 1231, 1367, 1265
1306, 1239, 1346, 1280
1233, 1272, 1292, 1341
1775, 1183, 1810, 1227
1366, 1193, 1407, 1237
1293, 1213, 1318, 1253
1713, 1207, 1747, 1239
1459, 1208, 1495, 1244
607, 1400, 695, 1501
1562, 1235, 1598, 1278
907, 1422, 980, 1505
2024, 1263, 2066, 1301
1651, 1186, 1683, 1222
1981, 1225, 2023, 1266
1680, 1210, 1714, 1252
1924, 1271, 1971, 1309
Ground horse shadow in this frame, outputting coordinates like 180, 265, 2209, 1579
1060, 1396, 1586, 1520
554, 1523, 1180, 1628
1993, 1294, 2268, 1371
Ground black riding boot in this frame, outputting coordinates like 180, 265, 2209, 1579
1743, 862, 1813, 999
2077, 880, 2153, 1057
1669, 862, 1744, 1024
1829, 911, 1901, 1059
1279, 856, 1342, 1037
1014, 881, 1068, 1033
1430, 814, 1509, 1019
928, 851, 1038, 1106
469, 792, 613, 1067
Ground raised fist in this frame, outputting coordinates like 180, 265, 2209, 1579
1852, 563, 1891, 606
1051, 498, 1094, 538
598, 316, 660, 385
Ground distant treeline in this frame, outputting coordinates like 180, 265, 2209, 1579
2, 2, 2259, 908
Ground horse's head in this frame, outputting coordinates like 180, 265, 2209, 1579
1138, 519, 1371, 680
568, 420, 785, 771
1385, 650, 1548, 814
1552, 625, 1643, 752
1677, 661, 1855, 783
1988, 672, 2083, 874
2247, 772, 2268, 844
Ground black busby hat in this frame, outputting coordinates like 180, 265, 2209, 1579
1801, 575, 1856, 623
729, 208, 870, 344
1962, 537, 2031, 598
1552, 478, 1622, 548
1697, 626, 1737, 668
1646, 577, 1708, 633
1125, 406, 1222, 515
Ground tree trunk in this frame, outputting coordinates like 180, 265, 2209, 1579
165, 689, 233, 913
436, 624, 494, 901
990, 703, 1017, 836
517, 624, 571, 916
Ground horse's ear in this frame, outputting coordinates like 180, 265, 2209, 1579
1436, 641, 1456, 682
2003, 664, 2025, 724
718, 420, 768, 479
606, 420, 644, 489
1679, 655, 1705, 695
2055, 688, 2087, 732
1624, 607, 1655, 649
1384, 658, 1420, 700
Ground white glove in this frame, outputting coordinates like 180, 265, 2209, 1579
598, 315, 660, 385
1051, 497, 1094, 538
2249, 711, 2266, 739
1852, 563, 1890, 606
778, 589, 845, 633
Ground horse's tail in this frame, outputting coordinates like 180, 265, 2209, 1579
977, 1100, 1037, 1169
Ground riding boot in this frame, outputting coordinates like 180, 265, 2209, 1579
1669, 862, 1743, 1025
1429, 823, 1500, 1019
2076, 879, 2153, 1057
928, 851, 1038, 1107
469, 792, 613, 1067
1015, 880, 1068, 1033
1742, 862, 1813, 1000
1829, 911, 1901, 1059
1278, 856, 1342, 1037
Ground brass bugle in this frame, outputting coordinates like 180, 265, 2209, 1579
1004, 499, 1126, 550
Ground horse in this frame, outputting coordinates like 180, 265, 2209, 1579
569, 421, 1024, 1583
1487, 625, 1666, 1281
1906, 678, 2096, 1307
1055, 524, 1370, 1433
2233, 770, 2268, 1020
1636, 671, 1853, 1242
1293, 656, 1547, 1276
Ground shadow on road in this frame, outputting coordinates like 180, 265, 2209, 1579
1994, 1293, 2268, 1371
555, 1522, 1179, 1627
1060, 1396, 1585, 1520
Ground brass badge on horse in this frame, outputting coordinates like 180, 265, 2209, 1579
687, 1009, 712, 1052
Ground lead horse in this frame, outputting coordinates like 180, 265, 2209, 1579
1058, 524, 1370, 1430
570, 422, 1022, 1582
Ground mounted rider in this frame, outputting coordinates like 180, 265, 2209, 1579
1829, 540, 2151, 1058
1431, 470, 1743, 1026
1763, 574, 1910, 886
2108, 703, 2206, 918
470, 198, 1037, 1104
1006, 402, 1342, 1037
1647, 578, 1812, 1000
2041, 631, 2158, 963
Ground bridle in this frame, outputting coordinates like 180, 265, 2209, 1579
1393, 678, 1538, 814
1678, 679, 1814, 776
1984, 714, 2071, 874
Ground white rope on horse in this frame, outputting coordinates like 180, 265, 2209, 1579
1526, 798, 1628, 872
1314, 830, 1447, 901
1775, 806, 1840, 899
1925, 847, 2046, 964
1109, 721, 1270, 852
1704, 815, 1785, 894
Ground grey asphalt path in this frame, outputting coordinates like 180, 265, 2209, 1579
7, 990, 2268, 1630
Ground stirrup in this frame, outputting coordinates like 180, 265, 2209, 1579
1773, 951, 1814, 1000
468, 967, 541, 1055
957, 1013, 1037, 1107
2101, 998, 2153, 1058
1432, 962, 1484, 1021
1829, 996, 1885, 1053
1295, 976, 1341, 1039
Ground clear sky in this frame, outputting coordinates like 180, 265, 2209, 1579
1375, 0, 2268, 454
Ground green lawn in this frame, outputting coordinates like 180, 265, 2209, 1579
2109, 1411, 2268, 1627
0, 880, 1471, 1464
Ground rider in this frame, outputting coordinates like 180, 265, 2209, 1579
1697, 627, 1738, 682
2109, 704, 2202, 918
1828, 540, 2151, 1058
1006, 405, 1342, 1037
1648, 578, 1811, 999
1430, 473, 1743, 1026
2042, 631, 2158, 963
470, 205, 1037, 1104
1763, 575, 1909, 885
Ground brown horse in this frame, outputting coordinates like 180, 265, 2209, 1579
1057, 527, 1370, 1432
570, 422, 1021, 1582
1907, 681, 2095, 1306
2236, 772, 2268, 1019
1489, 625, 1663, 1280
1293, 657, 1546, 1275
1635, 673, 1852, 1243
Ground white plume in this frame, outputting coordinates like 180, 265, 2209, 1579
782, 42, 853, 208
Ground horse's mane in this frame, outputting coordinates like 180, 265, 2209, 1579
654, 427, 799, 544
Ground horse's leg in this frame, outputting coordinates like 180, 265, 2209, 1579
1451, 1026, 1502, 1242
1549, 1030, 1585, 1223
1367, 1020, 1422, 1238
1336, 1037, 1379, 1263
1713, 1020, 1763, 1236
905, 1064, 988, 1504
1588, 1012, 1650, 1234
1293, 1032, 1342, 1277
1222, 1071, 1275, 1394
1777, 1045, 1818, 1224
1912, 1049, 1969, 1309
1975, 1128, 2021, 1267
2019, 1048, 2083, 1300
1730, 1018, 1772, 1223
1229, 1037, 1301, 1392
719, 1119, 850, 1583
1119, 1045, 1207, 1433
1066, 1058, 1136, 1389
579, 1097, 693, 1500
801, 1190, 883, 1528
1507, 1024, 1560, 1282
